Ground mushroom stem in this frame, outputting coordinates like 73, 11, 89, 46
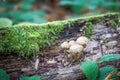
67, 52, 73, 62
73, 52, 83, 62
34, 56, 39, 70
63, 49, 68, 59
77, 52, 83, 61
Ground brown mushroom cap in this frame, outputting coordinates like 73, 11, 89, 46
60, 41, 70, 49
69, 44, 84, 53
76, 36, 89, 45
68, 40, 76, 46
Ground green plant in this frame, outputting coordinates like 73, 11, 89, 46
97, 54, 120, 63
20, 75, 43, 80
0, 69, 9, 80
98, 66, 118, 80
0, 0, 47, 24
81, 61, 98, 80
59, 0, 120, 14
0, 69, 43, 80
81, 54, 120, 80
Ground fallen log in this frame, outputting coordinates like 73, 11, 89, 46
0, 13, 119, 58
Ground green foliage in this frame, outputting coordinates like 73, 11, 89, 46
0, 0, 119, 24
0, 0, 47, 24
8, 10, 46, 24
19, 0, 33, 11
81, 61, 99, 80
0, 18, 12, 27
81, 53, 120, 80
97, 54, 120, 63
0, 69, 9, 80
20, 75, 43, 80
0, 69, 43, 80
98, 66, 118, 80
59, 0, 120, 14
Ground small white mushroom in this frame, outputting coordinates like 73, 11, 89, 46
67, 53, 73, 62
60, 41, 70, 49
69, 44, 84, 53
69, 44, 84, 62
60, 41, 70, 61
34, 56, 39, 70
47, 59, 56, 64
68, 40, 76, 46
76, 36, 89, 45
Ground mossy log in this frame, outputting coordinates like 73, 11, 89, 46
0, 13, 119, 57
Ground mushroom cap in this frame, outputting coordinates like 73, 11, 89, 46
69, 44, 84, 53
68, 40, 76, 46
76, 36, 89, 45
60, 41, 70, 49
47, 59, 56, 64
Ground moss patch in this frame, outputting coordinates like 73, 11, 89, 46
0, 21, 73, 57
83, 22, 93, 38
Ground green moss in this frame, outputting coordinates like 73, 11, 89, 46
83, 22, 93, 38
108, 20, 118, 28
0, 21, 73, 57
0, 13, 119, 58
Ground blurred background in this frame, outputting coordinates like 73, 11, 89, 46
0, 0, 120, 24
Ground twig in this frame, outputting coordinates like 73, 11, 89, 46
104, 71, 115, 80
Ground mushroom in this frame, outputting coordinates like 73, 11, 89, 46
34, 56, 39, 70
69, 44, 84, 62
68, 40, 76, 46
76, 36, 89, 46
67, 53, 73, 62
60, 41, 70, 49
47, 59, 57, 64
69, 44, 84, 53
60, 41, 70, 61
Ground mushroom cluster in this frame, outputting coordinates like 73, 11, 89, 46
60, 36, 89, 63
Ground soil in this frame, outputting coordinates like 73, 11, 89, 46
0, 24, 120, 80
